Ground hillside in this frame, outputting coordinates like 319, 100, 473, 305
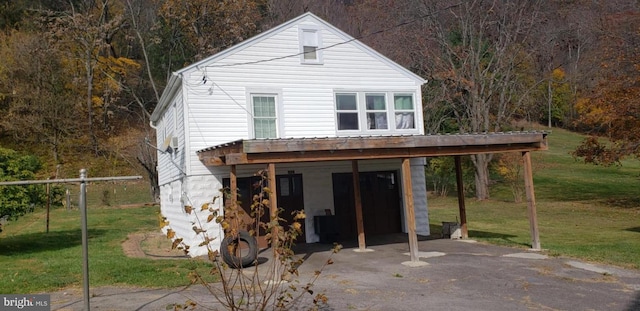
429, 127, 640, 269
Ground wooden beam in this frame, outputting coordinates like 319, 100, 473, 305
211, 144, 547, 166
454, 156, 468, 239
351, 160, 366, 251
197, 132, 550, 166
401, 158, 419, 262
522, 151, 541, 250
240, 133, 548, 153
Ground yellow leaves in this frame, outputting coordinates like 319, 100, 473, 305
293, 210, 306, 220
551, 68, 566, 80
171, 238, 183, 249
158, 215, 169, 228
291, 222, 302, 231
192, 226, 206, 234
166, 228, 176, 239
207, 214, 215, 223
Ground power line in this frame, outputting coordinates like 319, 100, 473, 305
205, 2, 463, 68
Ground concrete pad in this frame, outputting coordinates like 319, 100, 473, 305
503, 252, 548, 259
401, 260, 429, 267
566, 260, 614, 275
353, 248, 375, 253
402, 251, 446, 259
456, 239, 478, 243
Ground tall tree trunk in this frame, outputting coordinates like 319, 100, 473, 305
471, 153, 492, 200
85, 48, 98, 155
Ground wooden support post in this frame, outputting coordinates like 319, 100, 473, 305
454, 156, 468, 238
230, 165, 237, 207
229, 165, 238, 232
268, 163, 279, 249
522, 151, 541, 250
401, 158, 420, 263
267, 163, 281, 281
351, 160, 367, 251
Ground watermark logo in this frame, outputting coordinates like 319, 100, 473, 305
0, 295, 49, 311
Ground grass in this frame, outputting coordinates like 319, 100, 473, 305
0, 182, 215, 294
2, 127, 639, 294
429, 127, 640, 269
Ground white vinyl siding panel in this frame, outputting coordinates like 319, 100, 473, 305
183, 20, 423, 175
157, 94, 186, 186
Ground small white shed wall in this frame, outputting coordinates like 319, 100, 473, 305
168, 158, 429, 256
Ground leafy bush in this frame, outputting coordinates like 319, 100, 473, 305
164, 169, 340, 310
0, 147, 62, 231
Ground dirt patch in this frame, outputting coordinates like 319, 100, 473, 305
122, 232, 188, 260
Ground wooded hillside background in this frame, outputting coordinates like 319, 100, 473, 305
1, 0, 638, 201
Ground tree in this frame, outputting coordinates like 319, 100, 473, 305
0, 30, 80, 164
0, 147, 53, 231
413, 0, 543, 199
47, 0, 132, 155
572, 7, 640, 165
541, 68, 572, 127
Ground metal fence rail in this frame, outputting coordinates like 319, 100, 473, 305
0, 169, 143, 311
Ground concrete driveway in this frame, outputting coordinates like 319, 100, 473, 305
51, 237, 640, 310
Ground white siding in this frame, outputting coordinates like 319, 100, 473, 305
182, 18, 424, 176
157, 93, 187, 187
164, 159, 428, 256
154, 14, 430, 256
160, 175, 224, 257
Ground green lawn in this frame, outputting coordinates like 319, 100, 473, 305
0, 184, 214, 293
428, 128, 640, 269
1, 128, 639, 294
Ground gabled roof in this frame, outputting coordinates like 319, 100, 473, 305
151, 12, 426, 123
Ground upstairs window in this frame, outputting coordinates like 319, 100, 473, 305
299, 27, 323, 64
336, 93, 359, 130
335, 92, 419, 135
252, 95, 277, 139
394, 94, 415, 129
365, 94, 388, 130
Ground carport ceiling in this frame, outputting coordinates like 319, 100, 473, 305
197, 131, 548, 166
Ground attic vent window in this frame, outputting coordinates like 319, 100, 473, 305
299, 27, 322, 64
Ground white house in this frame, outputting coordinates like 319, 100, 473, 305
150, 12, 431, 257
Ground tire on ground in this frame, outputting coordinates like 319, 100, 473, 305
220, 230, 258, 269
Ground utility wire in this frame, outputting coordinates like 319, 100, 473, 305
205, 2, 463, 68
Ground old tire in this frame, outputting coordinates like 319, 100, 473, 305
220, 230, 258, 269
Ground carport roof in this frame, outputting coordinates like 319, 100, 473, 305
196, 131, 548, 166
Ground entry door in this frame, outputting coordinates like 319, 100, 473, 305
332, 171, 402, 240
277, 174, 305, 242
223, 173, 305, 243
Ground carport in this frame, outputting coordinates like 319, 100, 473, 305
197, 131, 548, 265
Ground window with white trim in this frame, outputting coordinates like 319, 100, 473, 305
251, 94, 278, 139
299, 27, 323, 64
365, 94, 388, 130
393, 94, 416, 129
336, 93, 359, 130
335, 92, 418, 135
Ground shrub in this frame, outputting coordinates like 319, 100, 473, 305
0, 147, 62, 231
164, 169, 341, 310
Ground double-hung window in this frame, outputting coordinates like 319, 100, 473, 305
393, 94, 415, 129
365, 94, 388, 130
335, 92, 418, 135
336, 93, 359, 130
252, 94, 277, 139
